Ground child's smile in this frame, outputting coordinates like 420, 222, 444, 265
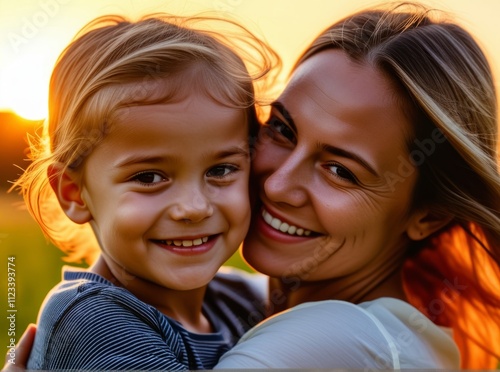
77, 90, 251, 295
152, 234, 217, 255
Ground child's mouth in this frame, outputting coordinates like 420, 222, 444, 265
152, 235, 215, 248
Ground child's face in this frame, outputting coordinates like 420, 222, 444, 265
78, 92, 251, 293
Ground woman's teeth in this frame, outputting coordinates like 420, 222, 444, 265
262, 209, 312, 236
162, 236, 209, 247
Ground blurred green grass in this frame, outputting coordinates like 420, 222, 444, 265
0, 191, 252, 355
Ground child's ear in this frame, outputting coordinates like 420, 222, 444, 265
406, 207, 453, 241
48, 163, 91, 224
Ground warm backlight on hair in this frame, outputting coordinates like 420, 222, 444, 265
0, 0, 499, 122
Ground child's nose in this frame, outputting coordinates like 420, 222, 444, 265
167, 190, 214, 223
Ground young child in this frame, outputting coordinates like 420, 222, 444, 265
12, 14, 277, 370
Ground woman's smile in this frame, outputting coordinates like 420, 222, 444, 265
262, 208, 313, 236
243, 49, 417, 286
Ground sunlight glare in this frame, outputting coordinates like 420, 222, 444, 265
0, 51, 51, 121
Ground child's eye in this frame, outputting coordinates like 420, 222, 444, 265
264, 116, 297, 144
131, 171, 166, 186
324, 163, 358, 184
206, 165, 238, 179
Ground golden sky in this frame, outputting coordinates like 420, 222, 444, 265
1, 0, 499, 120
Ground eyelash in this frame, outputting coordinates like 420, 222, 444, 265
265, 113, 358, 185
206, 164, 240, 179
129, 164, 240, 187
324, 163, 358, 184
265, 115, 296, 144
130, 171, 167, 187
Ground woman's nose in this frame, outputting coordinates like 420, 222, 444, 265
167, 188, 214, 223
264, 151, 309, 207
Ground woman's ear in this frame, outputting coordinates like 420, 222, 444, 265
48, 163, 91, 224
406, 207, 453, 241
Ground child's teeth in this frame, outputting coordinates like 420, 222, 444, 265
262, 210, 313, 237
163, 237, 210, 247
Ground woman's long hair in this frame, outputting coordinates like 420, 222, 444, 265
295, 2, 500, 368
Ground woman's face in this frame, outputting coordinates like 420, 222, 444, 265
243, 49, 420, 284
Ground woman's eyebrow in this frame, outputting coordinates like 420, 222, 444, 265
272, 101, 378, 177
319, 143, 379, 177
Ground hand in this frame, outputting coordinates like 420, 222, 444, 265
2, 324, 36, 371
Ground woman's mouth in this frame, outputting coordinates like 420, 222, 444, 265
261, 209, 319, 237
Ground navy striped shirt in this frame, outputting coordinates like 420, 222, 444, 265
27, 267, 266, 370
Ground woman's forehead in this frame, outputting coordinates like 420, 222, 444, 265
276, 49, 414, 173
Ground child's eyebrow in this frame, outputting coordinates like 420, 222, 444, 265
213, 146, 249, 160
113, 146, 248, 168
114, 155, 173, 168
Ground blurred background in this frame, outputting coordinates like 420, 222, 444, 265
1, 0, 500, 355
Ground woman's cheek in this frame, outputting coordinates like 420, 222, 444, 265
253, 141, 290, 178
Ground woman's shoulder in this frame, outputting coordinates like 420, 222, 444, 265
283, 297, 460, 369
216, 298, 460, 369
356, 297, 460, 368
275, 298, 460, 368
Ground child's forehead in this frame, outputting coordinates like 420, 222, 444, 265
105, 64, 248, 114
112, 93, 248, 127
87, 97, 250, 165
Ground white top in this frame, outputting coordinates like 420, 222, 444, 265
215, 297, 460, 369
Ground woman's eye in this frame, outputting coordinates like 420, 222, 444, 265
325, 163, 357, 184
265, 116, 296, 144
206, 165, 238, 179
131, 172, 165, 185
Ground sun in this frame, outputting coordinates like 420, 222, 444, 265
12, 104, 47, 122
0, 51, 51, 121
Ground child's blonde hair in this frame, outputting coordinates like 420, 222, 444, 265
13, 14, 279, 264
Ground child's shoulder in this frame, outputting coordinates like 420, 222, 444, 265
40, 267, 160, 327
30, 268, 190, 370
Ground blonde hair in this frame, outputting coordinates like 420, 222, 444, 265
12, 14, 280, 265
296, 2, 500, 368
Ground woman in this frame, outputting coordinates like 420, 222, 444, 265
216, 2, 500, 369
5, 2, 500, 370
